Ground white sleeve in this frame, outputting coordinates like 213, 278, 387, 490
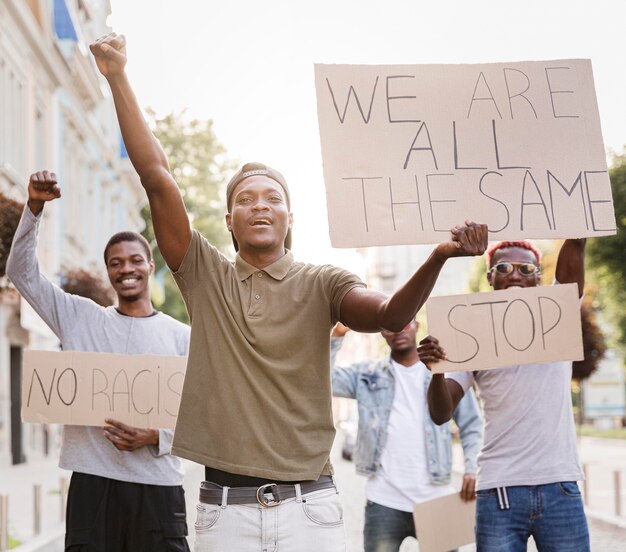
6, 207, 83, 340
446, 370, 475, 393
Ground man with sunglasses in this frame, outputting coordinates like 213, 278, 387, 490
422, 239, 590, 552
331, 320, 483, 552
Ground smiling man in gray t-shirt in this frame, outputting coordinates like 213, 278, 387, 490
7, 171, 191, 552
421, 239, 590, 552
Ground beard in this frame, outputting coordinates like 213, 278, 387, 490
119, 292, 142, 303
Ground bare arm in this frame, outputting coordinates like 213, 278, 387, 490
340, 222, 488, 332
90, 34, 191, 271
554, 238, 586, 297
418, 335, 466, 424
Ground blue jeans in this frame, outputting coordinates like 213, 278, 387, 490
476, 482, 590, 551
363, 501, 416, 552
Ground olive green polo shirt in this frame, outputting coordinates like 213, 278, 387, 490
171, 230, 365, 481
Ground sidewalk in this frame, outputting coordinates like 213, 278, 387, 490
3, 435, 626, 550
0, 458, 69, 548
337, 449, 626, 551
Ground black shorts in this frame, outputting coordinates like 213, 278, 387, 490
65, 472, 189, 552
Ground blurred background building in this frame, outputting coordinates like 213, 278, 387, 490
0, 0, 143, 468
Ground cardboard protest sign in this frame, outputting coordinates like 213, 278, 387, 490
315, 60, 615, 247
413, 493, 476, 552
22, 350, 186, 429
425, 283, 583, 373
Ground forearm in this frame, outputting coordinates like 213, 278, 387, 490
106, 73, 171, 190
379, 246, 447, 330
555, 238, 586, 296
7, 207, 43, 288
459, 419, 482, 474
6, 208, 71, 336
428, 374, 455, 424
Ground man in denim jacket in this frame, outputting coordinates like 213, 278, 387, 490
331, 321, 483, 552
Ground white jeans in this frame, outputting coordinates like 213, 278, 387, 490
194, 486, 346, 552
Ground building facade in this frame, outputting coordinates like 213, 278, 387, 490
0, 0, 144, 467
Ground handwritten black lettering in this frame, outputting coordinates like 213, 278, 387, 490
545, 66, 579, 119
425, 174, 456, 232
386, 75, 419, 123
502, 299, 535, 351
56, 368, 77, 406
446, 305, 480, 363
467, 72, 502, 119
326, 76, 379, 124
472, 300, 507, 356
492, 120, 531, 170
584, 170, 616, 232
520, 170, 552, 231
342, 176, 383, 232
112, 370, 130, 413
478, 171, 510, 233
131, 370, 154, 415
538, 296, 562, 349
503, 68, 537, 119
547, 171, 586, 230
389, 175, 424, 231
165, 372, 184, 417
453, 121, 487, 170
27, 367, 56, 407
92, 368, 111, 410
403, 122, 438, 170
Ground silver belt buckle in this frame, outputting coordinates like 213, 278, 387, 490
256, 483, 281, 507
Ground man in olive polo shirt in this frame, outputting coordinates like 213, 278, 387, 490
89, 33, 489, 552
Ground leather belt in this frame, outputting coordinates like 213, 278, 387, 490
199, 475, 335, 507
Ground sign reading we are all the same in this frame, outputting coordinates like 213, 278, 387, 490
22, 351, 186, 429
315, 60, 616, 247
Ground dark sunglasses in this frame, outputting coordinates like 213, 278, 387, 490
490, 262, 539, 276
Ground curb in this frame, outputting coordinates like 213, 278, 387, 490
11, 524, 64, 552
585, 507, 626, 530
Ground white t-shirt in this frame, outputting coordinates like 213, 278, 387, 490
447, 361, 583, 491
366, 360, 454, 512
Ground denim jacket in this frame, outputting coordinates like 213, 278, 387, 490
331, 337, 483, 483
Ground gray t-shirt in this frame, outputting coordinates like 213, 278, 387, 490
448, 360, 583, 491
7, 208, 190, 485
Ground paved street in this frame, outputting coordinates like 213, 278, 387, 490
181, 438, 626, 551
2, 436, 626, 550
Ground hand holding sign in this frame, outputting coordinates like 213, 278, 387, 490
460, 473, 477, 503
437, 221, 488, 259
104, 418, 159, 452
417, 335, 448, 369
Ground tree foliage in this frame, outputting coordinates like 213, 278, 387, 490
587, 153, 626, 351
572, 299, 607, 380
0, 193, 24, 278
141, 109, 234, 323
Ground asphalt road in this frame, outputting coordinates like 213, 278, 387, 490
181, 440, 626, 551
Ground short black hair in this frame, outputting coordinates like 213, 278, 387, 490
103, 232, 152, 265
